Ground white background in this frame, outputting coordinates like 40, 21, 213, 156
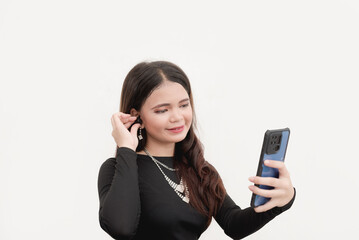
1, 0, 358, 239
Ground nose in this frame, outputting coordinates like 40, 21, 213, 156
169, 108, 183, 123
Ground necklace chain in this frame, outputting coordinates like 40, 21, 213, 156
143, 148, 178, 171
143, 147, 189, 203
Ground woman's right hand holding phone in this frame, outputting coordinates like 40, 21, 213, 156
111, 112, 141, 151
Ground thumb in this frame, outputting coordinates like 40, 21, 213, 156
130, 123, 141, 137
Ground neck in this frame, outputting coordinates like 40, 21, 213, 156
142, 142, 175, 157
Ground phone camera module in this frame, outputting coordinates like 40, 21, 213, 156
266, 133, 282, 154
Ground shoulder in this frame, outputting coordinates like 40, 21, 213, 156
98, 158, 117, 182
100, 147, 140, 171
100, 157, 116, 170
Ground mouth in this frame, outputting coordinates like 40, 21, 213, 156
167, 125, 184, 133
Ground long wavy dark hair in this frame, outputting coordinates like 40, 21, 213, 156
116, 61, 226, 227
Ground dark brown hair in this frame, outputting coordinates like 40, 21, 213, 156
116, 61, 226, 227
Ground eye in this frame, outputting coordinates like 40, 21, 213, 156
155, 109, 167, 114
180, 103, 190, 108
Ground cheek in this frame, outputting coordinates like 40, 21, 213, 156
184, 110, 193, 124
145, 114, 167, 130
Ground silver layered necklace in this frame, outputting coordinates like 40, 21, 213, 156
144, 148, 190, 203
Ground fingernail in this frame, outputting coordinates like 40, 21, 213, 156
248, 176, 255, 181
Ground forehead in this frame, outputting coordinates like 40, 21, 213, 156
143, 81, 189, 107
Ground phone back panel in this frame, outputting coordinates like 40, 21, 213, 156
251, 128, 290, 207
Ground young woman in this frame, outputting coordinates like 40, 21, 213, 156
97, 61, 295, 240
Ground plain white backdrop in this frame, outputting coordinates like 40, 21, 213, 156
1, 0, 358, 239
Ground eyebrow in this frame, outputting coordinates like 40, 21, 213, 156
151, 98, 190, 110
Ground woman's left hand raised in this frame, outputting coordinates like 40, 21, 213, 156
248, 160, 294, 213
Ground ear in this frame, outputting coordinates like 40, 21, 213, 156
130, 108, 145, 128
130, 108, 139, 117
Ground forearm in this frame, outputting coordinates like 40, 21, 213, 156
98, 147, 141, 239
215, 189, 296, 239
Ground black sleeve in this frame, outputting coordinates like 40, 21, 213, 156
214, 188, 296, 239
97, 147, 141, 239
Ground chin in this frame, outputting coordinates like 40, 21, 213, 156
173, 131, 189, 143
163, 131, 184, 142
174, 135, 187, 143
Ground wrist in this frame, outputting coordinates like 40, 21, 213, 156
117, 145, 136, 152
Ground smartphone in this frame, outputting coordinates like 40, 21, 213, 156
250, 128, 290, 208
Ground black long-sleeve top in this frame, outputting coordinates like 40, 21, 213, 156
97, 147, 295, 240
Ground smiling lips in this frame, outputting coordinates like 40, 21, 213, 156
168, 125, 184, 133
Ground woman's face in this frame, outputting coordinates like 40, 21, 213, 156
139, 81, 193, 150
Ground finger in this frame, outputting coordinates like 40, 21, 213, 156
112, 112, 133, 123
123, 118, 137, 128
115, 112, 131, 117
120, 115, 137, 122
120, 116, 138, 127
264, 160, 290, 178
248, 176, 280, 188
130, 123, 141, 137
112, 114, 127, 131
248, 185, 281, 198
115, 113, 132, 122
254, 200, 277, 213
113, 112, 130, 119
111, 115, 115, 128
